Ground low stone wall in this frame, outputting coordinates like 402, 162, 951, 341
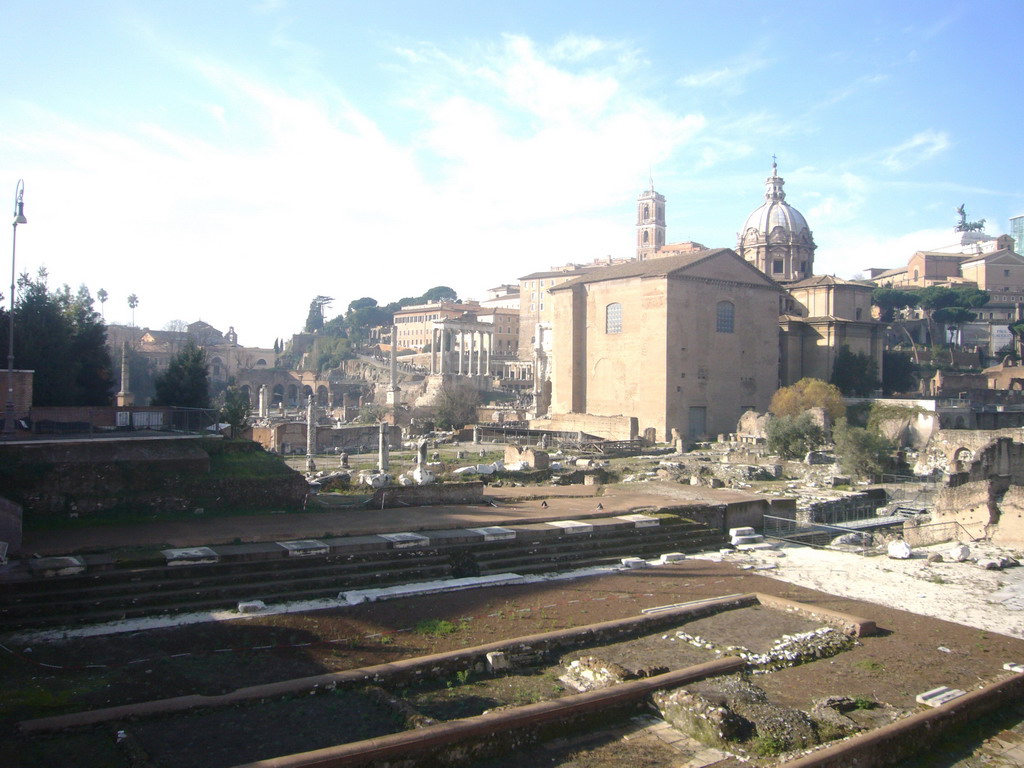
779, 673, 1024, 768
369, 482, 485, 509
664, 500, 769, 534
0, 438, 307, 517
531, 413, 638, 441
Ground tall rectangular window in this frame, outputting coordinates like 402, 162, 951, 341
716, 301, 734, 333
605, 303, 623, 333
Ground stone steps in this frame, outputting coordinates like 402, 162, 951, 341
0, 515, 727, 631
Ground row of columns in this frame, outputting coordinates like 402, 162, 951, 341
428, 326, 493, 377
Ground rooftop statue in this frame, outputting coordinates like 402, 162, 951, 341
955, 204, 986, 233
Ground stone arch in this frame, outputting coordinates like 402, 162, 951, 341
316, 385, 329, 405
240, 384, 251, 404
287, 384, 298, 406
302, 385, 313, 400
272, 384, 284, 405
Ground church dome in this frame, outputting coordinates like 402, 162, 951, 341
737, 161, 816, 282
740, 162, 812, 242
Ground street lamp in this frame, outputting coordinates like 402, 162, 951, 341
5, 180, 26, 435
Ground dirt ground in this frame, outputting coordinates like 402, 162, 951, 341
7, 558, 1024, 767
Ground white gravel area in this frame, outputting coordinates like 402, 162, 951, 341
723, 541, 1024, 640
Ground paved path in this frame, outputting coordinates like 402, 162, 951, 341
18, 483, 743, 556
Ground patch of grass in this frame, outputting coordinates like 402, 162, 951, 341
751, 735, 787, 756
854, 659, 885, 673
414, 619, 460, 637
852, 697, 877, 710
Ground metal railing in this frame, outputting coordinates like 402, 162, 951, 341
763, 514, 894, 554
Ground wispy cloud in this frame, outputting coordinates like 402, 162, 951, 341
678, 56, 769, 91
880, 130, 951, 171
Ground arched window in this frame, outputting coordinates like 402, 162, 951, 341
716, 301, 734, 333
642, 231, 649, 244
643, 204, 649, 219
606, 303, 623, 334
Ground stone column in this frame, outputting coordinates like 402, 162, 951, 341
258, 385, 267, 418
305, 395, 316, 472
378, 421, 390, 472
439, 330, 447, 374
387, 324, 400, 406
429, 327, 436, 375
457, 330, 464, 375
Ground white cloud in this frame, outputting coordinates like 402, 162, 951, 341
815, 227, 952, 279
678, 56, 768, 91
880, 130, 951, 172
1, 32, 712, 345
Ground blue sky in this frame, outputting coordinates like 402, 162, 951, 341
2, 1, 1022, 347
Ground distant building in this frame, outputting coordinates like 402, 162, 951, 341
548, 249, 782, 441
1010, 214, 1024, 253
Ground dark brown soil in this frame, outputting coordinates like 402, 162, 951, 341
7, 560, 1024, 768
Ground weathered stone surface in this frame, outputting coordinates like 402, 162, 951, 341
887, 540, 913, 559
948, 544, 971, 562
654, 676, 818, 752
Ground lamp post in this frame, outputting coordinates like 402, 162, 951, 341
5, 180, 26, 435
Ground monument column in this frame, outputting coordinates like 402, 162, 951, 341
305, 395, 316, 472
378, 421, 390, 471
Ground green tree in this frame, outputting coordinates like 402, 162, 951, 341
127, 293, 139, 327
220, 384, 251, 437
881, 351, 918, 395
831, 345, 879, 396
871, 288, 919, 322
769, 378, 846, 421
832, 418, 892, 480
0, 272, 114, 406
421, 285, 458, 302
313, 335, 353, 373
766, 413, 825, 459
153, 339, 210, 408
304, 295, 333, 333
97, 288, 108, 318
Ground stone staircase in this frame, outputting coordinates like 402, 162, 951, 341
0, 514, 726, 631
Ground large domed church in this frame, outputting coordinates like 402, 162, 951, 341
736, 160, 816, 283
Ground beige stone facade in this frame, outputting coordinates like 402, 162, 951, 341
548, 249, 782, 441
779, 275, 885, 387
393, 301, 481, 351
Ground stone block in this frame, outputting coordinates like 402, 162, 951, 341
467, 526, 516, 541
729, 527, 756, 538
380, 532, 430, 549
659, 552, 686, 563
546, 520, 593, 534
162, 546, 220, 566
887, 540, 912, 559
621, 557, 648, 569
27, 556, 86, 578
237, 600, 267, 613
948, 544, 971, 562
486, 651, 511, 672
916, 686, 966, 707
1003, 662, 1024, 673
731, 534, 764, 546
277, 539, 329, 557
617, 514, 660, 528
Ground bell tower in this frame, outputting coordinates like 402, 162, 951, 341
636, 182, 665, 261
